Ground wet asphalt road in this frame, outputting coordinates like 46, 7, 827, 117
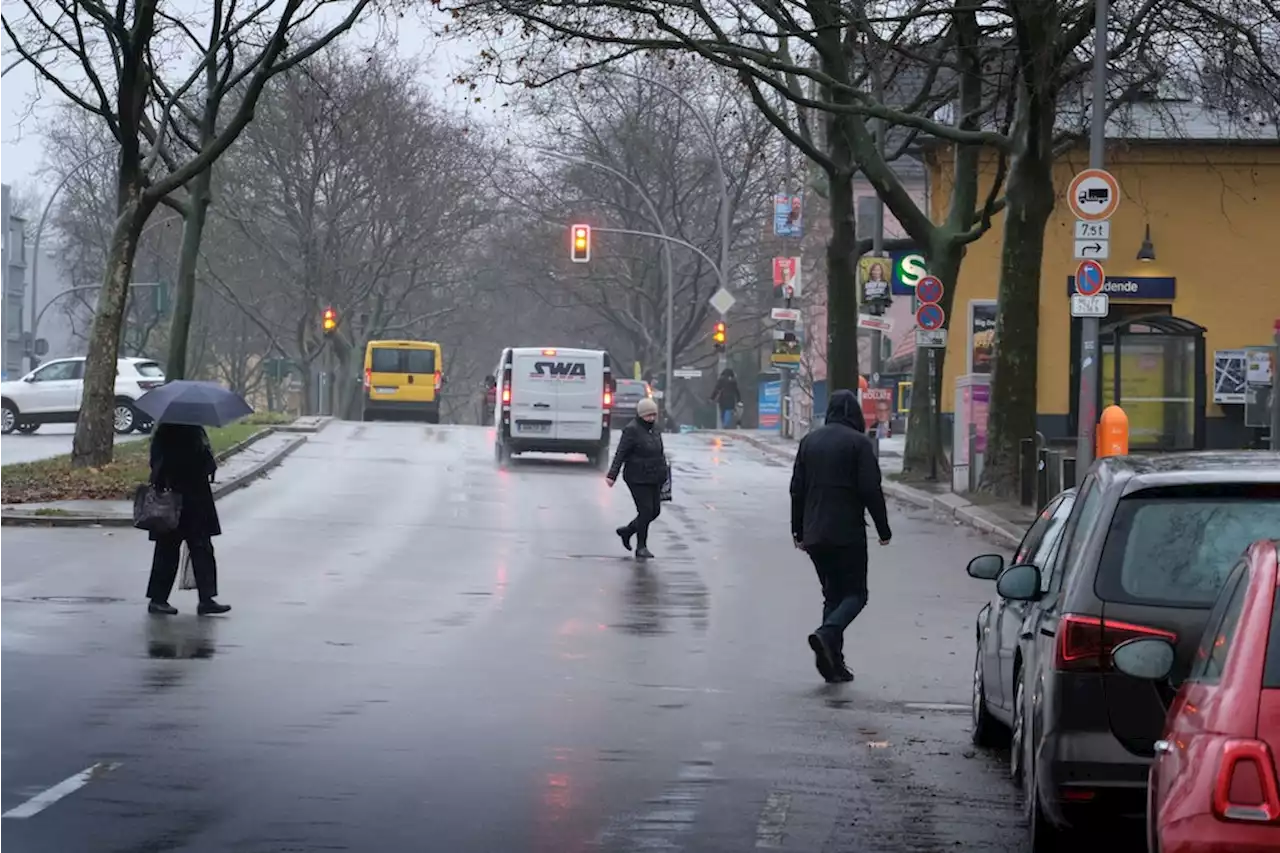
4, 423, 1035, 851
2, 424, 144, 466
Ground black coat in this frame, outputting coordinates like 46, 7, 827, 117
149, 424, 221, 540
608, 417, 668, 485
790, 389, 892, 547
712, 376, 741, 410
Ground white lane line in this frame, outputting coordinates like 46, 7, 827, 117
755, 791, 791, 848
2, 762, 121, 819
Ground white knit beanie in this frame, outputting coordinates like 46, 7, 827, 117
636, 398, 659, 417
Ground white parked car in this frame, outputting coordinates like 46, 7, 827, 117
0, 357, 166, 436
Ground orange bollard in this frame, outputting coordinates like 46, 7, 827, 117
1097, 405, 1129, 458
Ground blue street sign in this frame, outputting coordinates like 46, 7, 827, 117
916, 303, 945, 331
1074, 260, 1105, 296
916, 275, 943, 305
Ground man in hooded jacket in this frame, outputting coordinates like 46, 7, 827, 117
790, 388, 892, 682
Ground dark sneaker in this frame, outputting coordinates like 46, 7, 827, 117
807, 631, 838, 682
148, 600, 178, 615
636, 547, 654, 559
197, 600, 231, 616
834, 663, 855, 682
616, 526, 633, 552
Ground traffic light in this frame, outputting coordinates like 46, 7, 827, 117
571, 224, 591, 263
713, 321, 726, 352
322, 306, 338, 335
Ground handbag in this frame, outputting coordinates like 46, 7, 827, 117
178, 542, 197, 590
132, 483, 182, 534
660, 464, 673, 502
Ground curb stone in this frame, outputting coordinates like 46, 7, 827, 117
1, 434, 308, 528
720, 430, 1023, 550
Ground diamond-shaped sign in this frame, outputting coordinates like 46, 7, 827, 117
709, 288, 736, 315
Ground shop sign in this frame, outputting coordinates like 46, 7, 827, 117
1064, 276, 1176, 300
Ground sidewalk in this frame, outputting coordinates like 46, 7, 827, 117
1, 429, 310, 527
716, 429, 1031, 549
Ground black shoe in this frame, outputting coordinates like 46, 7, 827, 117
148, 599, 178, 615
197, 600, 231, 616
807, 631, 838, 682
834, 662, 855, 682
616, 526, 633, 552
636, 547, 654, 559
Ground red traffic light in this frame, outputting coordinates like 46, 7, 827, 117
322, 306, 338, 333
571, 224, 591, 263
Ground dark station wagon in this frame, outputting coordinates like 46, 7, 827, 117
967, 451, 1280, 851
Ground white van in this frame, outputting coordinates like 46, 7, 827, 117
492, 347, 614, 467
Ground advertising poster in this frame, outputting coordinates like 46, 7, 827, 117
969, 301, 998, 375
772, 257, 802, 299
773, 195, 803, 237
1213, 350, 1248, 404
758, 379, 782, 430
858, 256, 892, 305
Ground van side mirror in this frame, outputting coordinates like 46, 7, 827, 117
484, 375, 496, 389
995, 564, 1043, 601
967, 554, 1005, 580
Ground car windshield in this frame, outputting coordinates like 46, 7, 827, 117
1098, 484, 1280, 607
616, 381, 646, 396
134, 361, 164, 378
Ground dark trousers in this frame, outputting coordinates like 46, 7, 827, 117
624, 482, 663, 548
148, 535, 218, 601
807, 543, 870, 659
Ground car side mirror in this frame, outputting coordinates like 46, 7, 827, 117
967, 554, 1005, 581
995, 563, 1043, 601
22, 375, 35, 383
1111, 637, 1176, 681
484, 375, 496, 389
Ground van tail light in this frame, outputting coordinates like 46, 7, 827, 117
1213, 739, 1280, 823
434, 370, 442, 392
1053, 614, 1177, 672
603, 390, 613, 408
364, 368, 371, 390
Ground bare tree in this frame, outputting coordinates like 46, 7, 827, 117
4, 0, 376, 466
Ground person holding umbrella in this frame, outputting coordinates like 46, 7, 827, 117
136, 381, 251, 616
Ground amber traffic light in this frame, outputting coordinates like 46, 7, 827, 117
571, 224, 591, 263
322, 306, 338, 334
713, 321, 726, 351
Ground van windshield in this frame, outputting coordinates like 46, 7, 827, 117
371, 348, 435, 375
1097, 485, 1280, 607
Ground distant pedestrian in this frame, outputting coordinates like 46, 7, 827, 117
606, 397, 668, 559
145, 424, 230, 616
790, 389, 892, 682
711, 368, 741, 429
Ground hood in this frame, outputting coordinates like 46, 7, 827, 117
825, 389, 866, 432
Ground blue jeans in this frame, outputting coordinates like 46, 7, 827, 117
807, 543, 870, 659
720, 407, 735, 428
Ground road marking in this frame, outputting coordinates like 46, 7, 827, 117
903, 702, 970, 713
3, 762, 120, 819
755, 791, 791, 848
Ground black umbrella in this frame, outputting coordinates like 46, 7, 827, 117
135, 380, 253, 428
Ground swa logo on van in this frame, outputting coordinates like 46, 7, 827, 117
531, 361, 587, 379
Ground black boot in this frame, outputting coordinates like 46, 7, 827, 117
616, 526, 633, 552
807, 629, 839, 682
148, 599, 178, 615
197, 599, 231, 616
636, 545, 654, 559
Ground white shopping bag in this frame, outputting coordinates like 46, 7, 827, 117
178, 542, 197, 590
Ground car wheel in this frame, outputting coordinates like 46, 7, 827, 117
971, 647, 1010, 747
16, 421, 40, 434
1010, 678, 1026, 784
113, 399, 138, 434
1, 402, 17, 435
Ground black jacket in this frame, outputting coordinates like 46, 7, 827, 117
790, 389, 891, 547
608, 417, 668, 485
149, 424, 221, 540
712, 375, 741, 410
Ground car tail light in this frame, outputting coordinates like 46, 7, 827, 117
604, 390, 613, 408
364, 368, 371, 389
1213, 739, 1280, 823
1053, 613, 1177, 672
434, 370, 442, 392
137, 380, 164, 390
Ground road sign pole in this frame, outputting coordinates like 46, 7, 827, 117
1077, 0, 1109, 472
1271, 322, 1280, 451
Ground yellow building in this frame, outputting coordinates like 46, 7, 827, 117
928, 105, 1280, 450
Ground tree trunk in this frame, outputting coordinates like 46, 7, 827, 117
166, 169, 212, 379
71, 190, 154, 467
903, 242, 963, 476
980, 135, 1056, 497
825, 167, 860, 393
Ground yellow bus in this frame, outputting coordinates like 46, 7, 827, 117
362, 340, 444, 423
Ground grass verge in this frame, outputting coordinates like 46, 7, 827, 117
2, 423, 264, 505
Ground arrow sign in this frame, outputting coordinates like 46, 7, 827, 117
916, 302, 945, 331
1075, 260, 1105, 297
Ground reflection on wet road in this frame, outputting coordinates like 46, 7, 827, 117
3, 422, 1061, 850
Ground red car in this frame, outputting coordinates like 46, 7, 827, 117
1113, 538, 1280, 852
